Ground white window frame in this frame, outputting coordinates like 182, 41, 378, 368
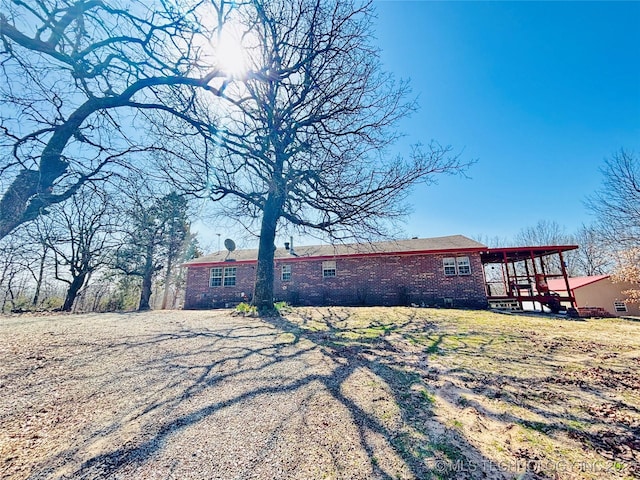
614, 301, 627, 313
281, 264, 292, 281
443, 257, 457, 276
210, 267, 223, 287
322, 260, 336, 278
456, 256, 471, 275
223, 267, 237, 287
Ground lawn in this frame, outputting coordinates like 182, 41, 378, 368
1, 308, 638, 479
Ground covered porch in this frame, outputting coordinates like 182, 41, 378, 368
481, 245, 579, 313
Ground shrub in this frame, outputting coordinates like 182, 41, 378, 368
274, 301, 293, 314
236, 302, 258, 316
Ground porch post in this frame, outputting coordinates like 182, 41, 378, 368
558, 251, 575, 308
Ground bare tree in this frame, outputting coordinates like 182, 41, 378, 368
0, 0, 243, 240
2, 0, 471, 314
514, 219, 573, 247
572, 224, 612, 276
0, 235, 25, 311
0, 221, 54, 308
28, 226, 53, 307
513, 219, 582, 276
157, 0, 471, 313
0, 227, 54, 311
586, 149, 640, 300
471, 234, 510, 248
587, 149, 640, 248
45, 186, 116, 311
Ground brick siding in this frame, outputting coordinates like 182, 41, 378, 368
184, 252, 488, 309
184, 263, 256, 309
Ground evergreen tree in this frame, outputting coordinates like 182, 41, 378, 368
117, 191, 190, 311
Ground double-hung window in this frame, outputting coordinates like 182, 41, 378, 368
322, 260, 336, 278
281, 264, 292, 281
210, 267, 236, 287
443, 256, 471, 276
210, 267, 223, 287
456, 257, 471, 275
443, 258, 457, 276
223, 267, 237, 286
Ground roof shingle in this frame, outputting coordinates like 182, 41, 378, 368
184, 234, 486, 266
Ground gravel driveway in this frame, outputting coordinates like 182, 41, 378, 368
1, 310, 418, 480
4, 308, 638, 480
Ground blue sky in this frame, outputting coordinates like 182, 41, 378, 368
195, 1, 640, 250
372, 0, 640, 242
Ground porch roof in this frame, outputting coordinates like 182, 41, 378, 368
480, 245, 579, 264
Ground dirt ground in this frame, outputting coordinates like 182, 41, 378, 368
1, 307, 638, 479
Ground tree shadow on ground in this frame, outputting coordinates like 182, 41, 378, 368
19, 309, 518, 480
18, 308, 638, 480
268, 308, 639, 478
426, 329, 640, 477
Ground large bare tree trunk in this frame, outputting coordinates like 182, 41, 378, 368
253, 188, 284, 314
0, 97, 104, 240
32, 251, 47, 307
138, 246, 155, 311
0, 170, 40, 240
61, 273, 87, 312
160, 257, 173, 310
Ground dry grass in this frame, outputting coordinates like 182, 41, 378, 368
1, 308, 638, 479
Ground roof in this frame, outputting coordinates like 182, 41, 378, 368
547, 275, 610, 292
183, 234, 487, 266
480, 245, 579, 264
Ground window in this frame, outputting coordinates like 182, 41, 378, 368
444, 256, 472, 276
281, 264, 291, 281
223, 267, 237, 286
614, 301, 627, 313
322, 260, 336, 278
210, 267, 223, 287
456, 257, 471, 275
443, 257, 457, 276
211, 267, 237, 287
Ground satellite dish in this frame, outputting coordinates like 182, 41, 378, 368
224, 238, 236, 252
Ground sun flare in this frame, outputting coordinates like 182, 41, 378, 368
215, 28, 247, 78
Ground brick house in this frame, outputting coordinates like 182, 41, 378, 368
183, 235, 489, 309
